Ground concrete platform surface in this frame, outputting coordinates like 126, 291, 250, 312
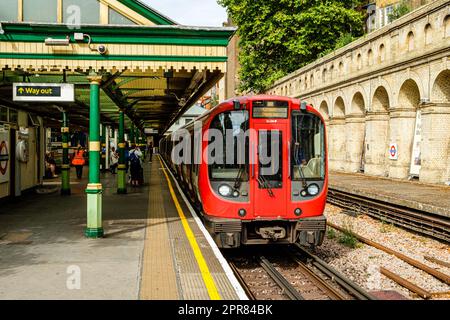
0, 160, 243, 300
329, 172, 450, 218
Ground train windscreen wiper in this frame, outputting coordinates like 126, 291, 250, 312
258, 175, 275, 197
233, 166, 245, 190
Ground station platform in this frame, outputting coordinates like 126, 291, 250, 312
0, 157, 245, 300
329, 172, 450, 218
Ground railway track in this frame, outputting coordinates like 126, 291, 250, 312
327, 188, 450, 243
226, 245, 376, 300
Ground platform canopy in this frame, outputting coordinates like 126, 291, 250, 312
0, 0, 235, 133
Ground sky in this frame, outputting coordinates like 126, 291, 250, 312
143, 0, 228, 27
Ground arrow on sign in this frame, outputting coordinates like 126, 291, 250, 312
18, 87, 24, 94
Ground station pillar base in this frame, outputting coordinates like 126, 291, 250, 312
85, 184, 103, 238
117, 167, 127, 194
61, 167, 71, 196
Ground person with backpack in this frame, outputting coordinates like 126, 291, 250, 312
129, 144, 143, 187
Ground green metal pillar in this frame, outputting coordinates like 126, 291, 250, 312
85, 75, 104, 238
61, 111, 71, 196
117, 110, 127, 194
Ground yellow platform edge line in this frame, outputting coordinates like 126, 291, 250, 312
158, 156, 222, 300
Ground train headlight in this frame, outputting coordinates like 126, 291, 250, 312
307, 184, 320, 196
218, 184, 232, 197
233, 190, 240, 197
238, 209, 247, 217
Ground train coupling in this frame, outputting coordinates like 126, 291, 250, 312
256, 226, 286, 241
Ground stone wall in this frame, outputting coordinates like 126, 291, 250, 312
267, 0, 450, 184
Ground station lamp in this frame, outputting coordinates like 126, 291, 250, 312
44, 36, 70, 46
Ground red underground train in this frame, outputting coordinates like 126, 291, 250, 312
160, 95, 328, 248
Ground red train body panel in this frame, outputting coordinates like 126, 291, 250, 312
160, 95, 328, 248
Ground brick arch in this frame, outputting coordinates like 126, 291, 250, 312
431, 69, 450, 102
395, 71, 425, 105
372, 86, 390, 112
351, 92, 366, 115
398, 79, 421, 110
333, 96, 346, 118
319, 100, 330, 120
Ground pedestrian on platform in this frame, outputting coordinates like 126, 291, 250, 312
148, 142, 153, 163
129, 144, 143, 187
72, 144, 86, 179
110, 146, 119, 174
45, 152, 58, 178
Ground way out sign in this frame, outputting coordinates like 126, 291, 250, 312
389, 143, 399, 160
13, 83, 74, 102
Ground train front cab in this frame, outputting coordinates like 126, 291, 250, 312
201, 97, 327, 248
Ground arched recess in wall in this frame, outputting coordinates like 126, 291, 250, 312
347, 92, 366, 172
424, 23, 433, 45
368, 49, 373, 66
319, 100, 331, 156
333, 96, 346, 118
407, 31, 415, 51
389, 79, 421, 179
319, 100, 330, 121
431, 69, 450, 102
379, 43, 386, 63
329, 96, 346, 171
422, 69, 450, 183
398, 79, 420, 110
357, 53, 362, 70
365, 86, 390, 177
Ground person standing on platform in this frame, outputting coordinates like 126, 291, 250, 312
110, 146, 119, 174
148, 142, 153, 163
72, 144, 86, 179
129, 144, 143, 187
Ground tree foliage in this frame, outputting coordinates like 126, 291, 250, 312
388, 1, 411, 21
218, 0, 365, 93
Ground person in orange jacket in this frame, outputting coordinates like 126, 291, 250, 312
72, 144, 86, 179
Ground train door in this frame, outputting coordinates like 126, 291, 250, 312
252, 123, 288, 217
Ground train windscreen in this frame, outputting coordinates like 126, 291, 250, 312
291, 112, 325, 180
208, 110, 249, 181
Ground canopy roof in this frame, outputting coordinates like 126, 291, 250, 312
0, 16, 235, 134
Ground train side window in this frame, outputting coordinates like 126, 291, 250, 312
291, 112, 325, 180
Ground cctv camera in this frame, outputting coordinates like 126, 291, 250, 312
97, 45, 108, 55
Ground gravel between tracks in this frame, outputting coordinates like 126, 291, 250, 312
316, 204, 450, 300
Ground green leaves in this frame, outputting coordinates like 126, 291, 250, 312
218, 0, 364, 93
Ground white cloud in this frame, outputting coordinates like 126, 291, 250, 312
143, 0, 228, 27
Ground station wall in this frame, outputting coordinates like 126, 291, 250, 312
267, 0, 450, 185
0, 108, 44, 200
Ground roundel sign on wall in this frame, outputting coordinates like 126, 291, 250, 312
389, 143, 398, 160
0, 139, 9, 178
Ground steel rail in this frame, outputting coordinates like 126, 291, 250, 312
259, 256, 305, 300
294, 244, 377, 300
380, 267, 432, 299
328, 222, 450, 285
327, 188, 450, 243
289, 254, 349, 300
228, 262, 256, 300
